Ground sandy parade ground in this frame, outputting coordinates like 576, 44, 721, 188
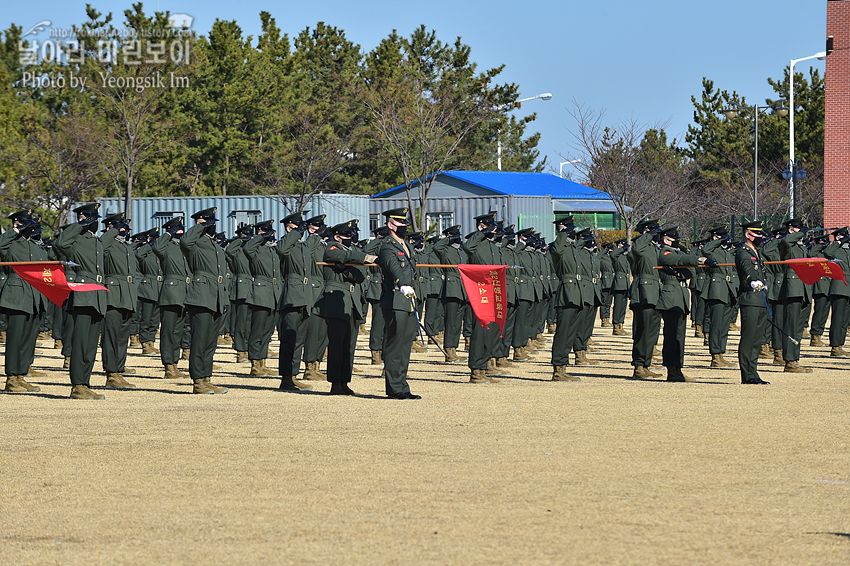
1, 310, 849, 566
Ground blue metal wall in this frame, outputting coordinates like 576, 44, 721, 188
370, 195, 554, 241
86, 194, 369, 238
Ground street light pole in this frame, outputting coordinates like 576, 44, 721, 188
559, 159, 581, 178
723, 100, 788, 219
788, 51, 826, 217
497, 92, 552, 171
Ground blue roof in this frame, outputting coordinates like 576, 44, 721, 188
372, 171, 611, 200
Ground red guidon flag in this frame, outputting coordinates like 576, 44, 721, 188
12, 263, 108, 307
457, 264, 508, 337
784, 258, 847, 286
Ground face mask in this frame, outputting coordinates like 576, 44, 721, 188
341, 237, 353, 248
393, 225, 408, 239
204, 222, 216, 236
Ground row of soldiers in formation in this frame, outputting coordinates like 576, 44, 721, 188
1, 203, 841, 397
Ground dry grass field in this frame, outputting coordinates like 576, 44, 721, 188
2, 311, 849, 566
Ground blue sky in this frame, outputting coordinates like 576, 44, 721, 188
3, 0, 828, 179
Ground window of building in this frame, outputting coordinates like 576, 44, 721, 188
230, 210, 262, 233
426, 212, 454, 235
151, 211, 184, 231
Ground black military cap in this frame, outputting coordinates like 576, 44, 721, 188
784, 217, 805, 228
661, 225, 680, 238
833, 226, 849, 237
280, 211, 304, 225
503, 224, 515, 236
191, 207, 218, 221
427, 235, 439, 244
236, 223, 254, 236
8, 209, 34, 222
516, 227, 534, 237
305, 214, 326, 226
254, 220, 274, 232
382, 208, 409, 223
330, 221, 357, 236
102, 212, 125, 226
553, 215, 574, 226
442, 224, 461, 236
407, 231, 424, 240
614, 237, 627, 245
372, 226, 390, 237
161, 216, 184, 231
636, 218, 660, 232
474, 210, 497, 224
604, 242, 615, 250
741, 220, 764, 232
706, 225, 728, 236
576, 227, 593, 239
74, 203, 100, 218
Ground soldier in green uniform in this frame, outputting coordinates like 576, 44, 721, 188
628, 219, 665, 379
734, 221, 770, 384
823, 227, 850, 357
406, 231, 428, 354
779, 218, 812, 373
276, 211, 322, 391
302, 214, 329, 380
431, 225, 467, 363
689, 239, 709, 339
807, 232, 831, 348
243, 220, 282, 377
180, 208, 228, 394
573, 230, 600, 366
464, 212, 506, 383
610, 238, 630, 335
377, 208, 421, 399
226, 224, 254, 363
761, 227, 786, 363
599, 242, 615, 328
364, 226, 388, 365
657, 226, 710, 381
549, 216, 585, 381
701, 226, 739, 368
422, 234, 445, 343
319, 221, 378, 395
99, 213, 140, 389
134, 229, 161, 355
510, 228, 537, 361
0, 210, 47, 393
153, 216, 191, 379
54, 204, 109, 399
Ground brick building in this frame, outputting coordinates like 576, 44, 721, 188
824, 0, 850, 228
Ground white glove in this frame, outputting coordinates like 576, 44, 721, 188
751, 280, 766, 291
400, 285, 416, 298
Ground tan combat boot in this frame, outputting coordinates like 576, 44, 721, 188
444, 348, 463, 363
249, 359, 271, 377
536, 333, 549, 343
633, 366, 662, 379
4, 376, 27, 394
486, 358, 508, 377
16, 375, 41, 392
129, 334, 141, 348
27, 366, 47, 378
192, 378, 213, 394
666, 366, 695, 382
613, 323, 627, 336
772, 349, 784, 365
267, 350, 278, 359
105, 372, 136, 389
181, 348, 190, 360
547, 323, 557, 334
463, 337, 470, 351
303, 361, 326, 381
70, 384, 105, 400
166, 363, 190, 379
810, 334, 826, 347
759, 344, 772, 358
279, 375, 312, 391
601, 318, 612, 328
63, 356, 71, 369
411, 340, 426, 353
694, 324, 704, 338
802, 328, 810, 339
236, 351, 248, 363
371, 350, 383, 365
470, 368, 490, 383
0, 330, 6, 343
710, 353, 725, 368
552, 365, 580, 382
54, 339, 63, 349
784, 361, 813, 373
729, 322, 740, 331
719, 354, 737, 368
495, 356, 516, 368
831, 346, 849, 358
142, 341, 159, 355
513, 346, 531, 361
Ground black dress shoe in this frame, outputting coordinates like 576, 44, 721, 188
389, 391, 421, 399
330, 383, 357, 395
742, 377, 770, 385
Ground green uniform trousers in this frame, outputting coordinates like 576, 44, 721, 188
326, 316, 358, 384
468, 320, 500, 370
367, 299, 385, 352
441, 298, 464, 350
248, 305, 276, 361
230, 299, 251, 352
138, 298, 159, 343
159, 305, 186, 366
782, 298, 805, 362
707, 299, 733, 355
495, 303, 517, 358
381, 306, 416, 395
573, 305, 595, 352
101, 307, 132, 373
810, 294, 830, 337
771, 301, 785, 350
552, 305, 581, 367
424, 295, 444, 337
279, 306, 309, 377
3, 309, 39, 376
612, 290, 628, 326
631, 305, 660, 368
187, 306, 221, 379
660, 310, 687, 368
69, 307, 103, 387
829, 296, 849, 347
304, 313, 328, 364
512, 299, 532, 348
739, 305, 768, 383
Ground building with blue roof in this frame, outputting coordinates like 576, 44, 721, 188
370, 171, 626, 238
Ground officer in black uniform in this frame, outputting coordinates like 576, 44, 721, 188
377, 208, 421, 399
